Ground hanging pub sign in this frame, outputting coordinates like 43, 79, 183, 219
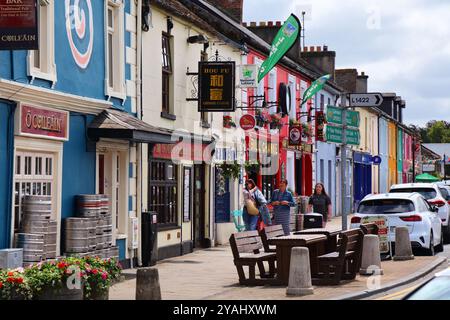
239, 114, 256, 130
289, 124, 302, 146
0, 0, 38, 50
315, 111, 326, 142
198, 61, 235, 112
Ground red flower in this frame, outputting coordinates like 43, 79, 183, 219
92, 269, 98, 275
7, 271, 14, 277
101, 273, 107, 280
7, 277, 14, 283
14, 277, 23, 284
0, 281, 3, 289
57, 262, 67, 269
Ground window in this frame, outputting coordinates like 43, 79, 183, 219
288, 77, 296, 120
105, 0, 125, 99
268, 70, 277, 114
320, 94, 325, 111
357, 199, 415, 214
28, 1, 56, 83
149, 160, 178, 226
14, 151, 54, 231
161, 33, 174, 115
390, 188, 437, 200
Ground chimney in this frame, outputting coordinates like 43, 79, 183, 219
207, 0, 243, 23
335, 69, 358, 92
301, 45, 336, 80
356, 71, 369, 93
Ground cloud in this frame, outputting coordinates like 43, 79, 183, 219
243, 0, 450, 127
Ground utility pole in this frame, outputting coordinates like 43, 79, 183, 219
340, 93, 348, 230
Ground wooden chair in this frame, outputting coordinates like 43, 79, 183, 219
259, 225, 285, 253
229, 231, 277, 286
312, 229, 364, 285
360, 223, 379, 235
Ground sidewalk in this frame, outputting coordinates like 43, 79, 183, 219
110, 215, 447, 300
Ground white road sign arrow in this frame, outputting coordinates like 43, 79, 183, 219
348, 93, 383, 107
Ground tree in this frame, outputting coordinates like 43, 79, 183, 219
428, 121, 450, 143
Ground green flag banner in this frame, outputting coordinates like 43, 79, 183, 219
300, 74, 331, 106
257, 14, 301, 83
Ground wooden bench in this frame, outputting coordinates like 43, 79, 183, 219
360, 223, 379, 235
312, 229, 364, 285
229, 231, 277, 286
259, 225, 285, 253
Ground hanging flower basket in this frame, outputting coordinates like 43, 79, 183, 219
244, 161, 260, 174
301, 122, 313, 137
223, 115, 233, 128
217, 162, 241, 180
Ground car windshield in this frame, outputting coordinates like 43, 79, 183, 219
406, 277, 450, 300
439, 188, 450, 201
389, 188, 437, 200
357, 199, 415, 214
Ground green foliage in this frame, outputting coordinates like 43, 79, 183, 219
0, 269, 32, 300
217, 162, 241, 180
411, 121, 450, 143
244, 161, 260, 174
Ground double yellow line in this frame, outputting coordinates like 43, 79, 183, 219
375, 285, 419, 300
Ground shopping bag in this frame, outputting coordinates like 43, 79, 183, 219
232, 209, 246, 232
259, 205, 272, 226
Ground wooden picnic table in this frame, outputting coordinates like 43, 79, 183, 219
268, 234, 328, 286
294, 228, 341, 252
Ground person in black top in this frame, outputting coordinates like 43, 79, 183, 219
307, 182, 332, 227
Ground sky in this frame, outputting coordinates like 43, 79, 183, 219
243, 0, 450, 127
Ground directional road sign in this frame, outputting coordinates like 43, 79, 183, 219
326, 106, 360, 127
349, 93, 383, 107
325, 125, 360, 145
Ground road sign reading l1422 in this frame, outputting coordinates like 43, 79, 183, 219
349, 93, 383, 107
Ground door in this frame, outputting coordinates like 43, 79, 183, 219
214, 168, 230, 223
193, 164, 206, 248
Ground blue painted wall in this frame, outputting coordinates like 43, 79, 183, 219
0, 102, 14, 249
61, 114, 96, 219
316, 141, 337, 216
378, 118, 389, 193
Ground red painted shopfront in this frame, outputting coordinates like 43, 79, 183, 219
243, 50, 313, 198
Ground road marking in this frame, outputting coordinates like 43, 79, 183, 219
375, 285, 419, 300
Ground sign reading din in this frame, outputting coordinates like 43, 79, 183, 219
19, 104, 69, 141
198, 61, 235, 112
0, 0, 38, 50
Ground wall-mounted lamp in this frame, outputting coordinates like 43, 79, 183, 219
187, 34, 209, 44
167, 16, 174, 34
142, 0, 151, 32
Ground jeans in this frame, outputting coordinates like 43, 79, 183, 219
243, 209, 259, 231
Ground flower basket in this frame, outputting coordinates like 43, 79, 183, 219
301, 123, 313, 138
244, 161, 260, 174
36, 282, 84, 300
223, 115, 234, 128
0, 269, 32, 300
217, 162, 241, 180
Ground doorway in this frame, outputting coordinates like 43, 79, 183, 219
193, 164, 208, 248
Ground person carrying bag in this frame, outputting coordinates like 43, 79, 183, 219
242, 179, 270, 231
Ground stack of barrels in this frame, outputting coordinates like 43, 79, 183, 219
64, 194, 118, 259
15, 195, 58, 265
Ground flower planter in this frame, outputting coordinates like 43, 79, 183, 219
36, 283, 84, 300
85, 287, 109, 300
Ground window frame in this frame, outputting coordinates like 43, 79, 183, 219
105, 0, 126, 100
161, 32, 174, 116
27, 0, 57, 85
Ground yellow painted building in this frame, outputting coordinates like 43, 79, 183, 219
388, 121, 397, 188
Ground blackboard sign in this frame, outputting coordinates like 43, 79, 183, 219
198, 61, 235, 112
0, 0, 38, 50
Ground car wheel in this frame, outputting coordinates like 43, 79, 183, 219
425, 231, 435, 256
435, 229, 444, 253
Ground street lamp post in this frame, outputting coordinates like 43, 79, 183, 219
340, 93, 348, 231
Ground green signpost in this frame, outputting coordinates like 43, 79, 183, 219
325, 106, 360, 145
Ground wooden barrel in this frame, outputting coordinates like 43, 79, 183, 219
15, 233, 44, 262
76, 194, 102, 218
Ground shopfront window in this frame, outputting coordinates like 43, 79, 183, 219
14, 151, 54, 231
149, 160, 178, 227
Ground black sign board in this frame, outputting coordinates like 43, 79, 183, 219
0, 0, 38, 50
198, 61, 235, 112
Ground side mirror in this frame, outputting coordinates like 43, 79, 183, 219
431, 205, 439, 213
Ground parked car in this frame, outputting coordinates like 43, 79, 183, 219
389, 183, 450, 239
403, 267, 450, 300
350, 192, 443, 255
436, 183, 450, 205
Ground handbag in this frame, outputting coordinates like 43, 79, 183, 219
245, 199, 260, 216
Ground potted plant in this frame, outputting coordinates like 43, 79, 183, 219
0, 268, 32, 300
289, 118, 300, 126
82, 256, 122, 300
223, 115, 233, 128
270, 113, 283, 130
244, 161, 260, 174
217, 162, 241, 180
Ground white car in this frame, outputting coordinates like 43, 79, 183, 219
350, 193, 443, 255
389, 183, 450, 239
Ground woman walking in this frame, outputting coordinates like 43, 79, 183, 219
307, 183, 332, 227
270, 179, 296, 235
242, 179, 269, 231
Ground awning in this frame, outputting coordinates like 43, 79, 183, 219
88, 109, 175, 144
415, 173, 440, 182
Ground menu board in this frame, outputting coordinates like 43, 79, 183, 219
183, 168, 191, 222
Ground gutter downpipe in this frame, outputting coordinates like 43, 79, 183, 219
136, 0, 143, 266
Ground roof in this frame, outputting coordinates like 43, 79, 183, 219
390, 183, 439, 189
361, 192, 419, 201
88, 109, 175, 144
423, 143, 450, 158
422, 144, 442, 160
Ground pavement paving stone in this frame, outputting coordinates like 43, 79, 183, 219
109, 215, 439, 300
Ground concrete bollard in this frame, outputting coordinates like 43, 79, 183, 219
360, 235, 384, 275
393, 226, 414, 261
286, 247, 314, 296
135, 267, 162, 300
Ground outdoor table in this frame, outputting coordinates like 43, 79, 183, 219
268, 234, 328, 286
293, 228, 341, 252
